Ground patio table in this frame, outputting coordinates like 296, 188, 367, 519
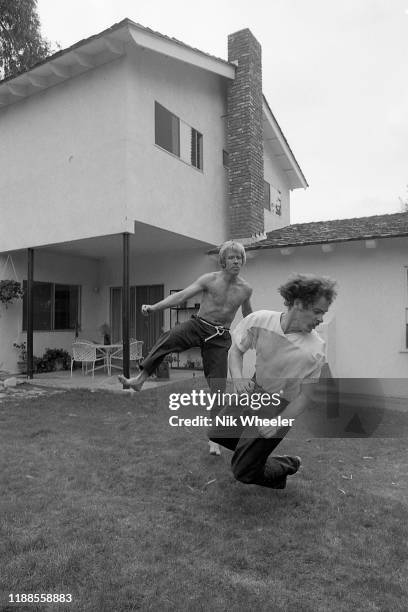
93, 343, 122, 376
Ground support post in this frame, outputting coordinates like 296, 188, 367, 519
122, 233, 130, 382
27, 248, 34, 379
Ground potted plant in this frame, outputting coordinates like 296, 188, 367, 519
34, 356, 48, 373
156, 355, 171, 379
99, 323, 111, 345
0, 280, 24, 308
13, 341, 27, 374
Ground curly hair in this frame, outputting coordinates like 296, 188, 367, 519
278, 274, 337, 307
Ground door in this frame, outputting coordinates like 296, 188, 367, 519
135, 285, 164, 355
110, 286, 137, 342
110, 285, 164, 354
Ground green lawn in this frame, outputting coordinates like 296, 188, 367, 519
1, 384, 408, 611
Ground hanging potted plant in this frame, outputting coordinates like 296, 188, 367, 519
0, 280, 24, 308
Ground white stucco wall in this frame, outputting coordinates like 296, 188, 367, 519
263, 140, 291, 231
0, 47, 230, 253
0, 58, 130, 252
239, 238, 408, 389
124, 49, 228, 245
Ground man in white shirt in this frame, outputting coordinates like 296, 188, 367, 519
209, 274, 337, 489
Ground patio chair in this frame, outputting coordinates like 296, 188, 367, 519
70, 341, 105, 377
108, 340, 144, 376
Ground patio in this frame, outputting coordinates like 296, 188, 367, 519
6, 226, 215, 382
23, 367, 201, 393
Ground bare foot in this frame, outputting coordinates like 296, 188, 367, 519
208, 441, 221, 456
118, 374, 144, 391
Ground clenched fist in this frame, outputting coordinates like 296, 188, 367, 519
141, 304, 153, 316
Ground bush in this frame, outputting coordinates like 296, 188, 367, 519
41, 348, 71, 371
13, 345, 71, 373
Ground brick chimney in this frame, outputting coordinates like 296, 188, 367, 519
227, 29, 264, 241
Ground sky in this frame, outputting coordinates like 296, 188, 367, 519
37, 0, 408, 224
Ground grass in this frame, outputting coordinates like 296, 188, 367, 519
1, 383, 408, 611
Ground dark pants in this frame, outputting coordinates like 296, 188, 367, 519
141, 316, 231, 395
209, 396, 300, 488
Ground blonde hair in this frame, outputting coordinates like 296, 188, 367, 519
218, 241, 246, 267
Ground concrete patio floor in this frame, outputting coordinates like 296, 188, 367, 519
24, 368, 201, 393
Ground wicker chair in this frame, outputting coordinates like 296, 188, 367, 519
108, 340, 144, 375
71, 341, 105, 377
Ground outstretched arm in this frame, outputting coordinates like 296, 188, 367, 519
142, 275, 208, 314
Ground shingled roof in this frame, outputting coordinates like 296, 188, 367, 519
245, 211, 408, 251
207, 212, 408, 254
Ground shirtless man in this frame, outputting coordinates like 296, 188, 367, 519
119, 240, 252, 454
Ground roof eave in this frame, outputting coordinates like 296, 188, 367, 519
0, 19, 235, 109
0, 20, 130, 107
245, 232, 408, 252
262, 96, 308, 190
126, 20, 235, 79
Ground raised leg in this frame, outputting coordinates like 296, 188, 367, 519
201, 332, 231, 456
119, 319, 202, 390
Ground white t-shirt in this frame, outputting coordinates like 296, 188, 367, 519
232, 310, 326, 400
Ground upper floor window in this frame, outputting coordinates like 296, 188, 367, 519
23, 281, 80, 331
191, 128, 203, 170
155, 102, 180, 156
155, 101, 203, 170
264, 180, 282, 215
273, 187, 282, 216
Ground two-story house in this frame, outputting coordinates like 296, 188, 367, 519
3, 19, 407, 402
0, 20, 306, 374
